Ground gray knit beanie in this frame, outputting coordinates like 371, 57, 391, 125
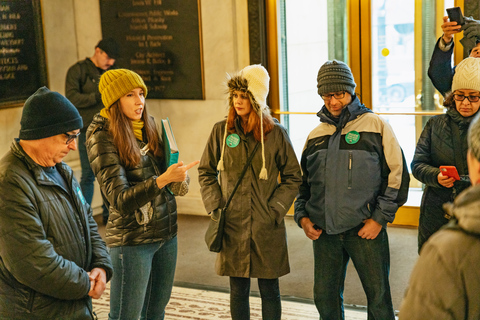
19, 87, 83, 140
317, 60, 356, 96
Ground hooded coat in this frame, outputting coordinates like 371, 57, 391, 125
399, 183, 480, 319
198, 118, 301, 278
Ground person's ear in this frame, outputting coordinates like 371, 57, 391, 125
467, 150, 480, 184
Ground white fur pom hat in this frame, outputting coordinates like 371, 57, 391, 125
241, 64, 270, 112
217, 64, 270, 180
452, 57, 480, 92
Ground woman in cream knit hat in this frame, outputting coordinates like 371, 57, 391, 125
198, 65, 302, 319
85, 68, 198, 320
412, 57, 480, 252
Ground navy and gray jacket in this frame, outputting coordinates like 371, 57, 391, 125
294, 96, 410, 234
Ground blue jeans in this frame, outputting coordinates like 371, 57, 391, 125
230, 277, 281, 320
78, 132, 95, 204
108, 237, 178, 320
78, 132, 109, 222
312, 224, 394, 320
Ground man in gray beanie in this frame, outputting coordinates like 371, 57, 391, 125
294, 60, 410, 319
0, 87, 113, 319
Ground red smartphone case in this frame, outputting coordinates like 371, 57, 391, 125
440, 166, 460, 180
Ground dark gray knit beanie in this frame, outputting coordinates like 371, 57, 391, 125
19, 87, 83, 140
317, 60, 356, 96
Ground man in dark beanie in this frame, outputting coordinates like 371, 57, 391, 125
65, 38, 119, 225
0, 87, 113, 319
294, 60, 410, 319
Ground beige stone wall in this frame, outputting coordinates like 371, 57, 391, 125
0, 0, 250, 215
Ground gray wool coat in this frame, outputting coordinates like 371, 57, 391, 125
198, 119, 301, 279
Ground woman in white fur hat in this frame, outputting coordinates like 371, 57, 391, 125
198, 65, 301, 319
412, 57, 480, 253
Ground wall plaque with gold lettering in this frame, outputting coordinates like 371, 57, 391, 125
99, 0, 204, 100
0, 0, 47, 108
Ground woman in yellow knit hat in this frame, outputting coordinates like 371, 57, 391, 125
85, 68, 198, 320
198, 65, 302, 319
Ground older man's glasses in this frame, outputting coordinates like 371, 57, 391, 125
453, 94, 480, 103
64, 132, 80, 144
321, 91, 346, 101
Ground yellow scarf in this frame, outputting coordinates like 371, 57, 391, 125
100, 107, 144, 141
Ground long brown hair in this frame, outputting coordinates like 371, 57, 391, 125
226, 96, 275, 141
108, 101, 163, 168
443, 91, 456, 110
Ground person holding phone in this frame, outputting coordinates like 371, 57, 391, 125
85, 69, 199, 320
412, 57, 480, 252
198, 65, 301, 320
428, 10, 480, 96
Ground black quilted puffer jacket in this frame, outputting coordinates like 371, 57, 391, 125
86, 114, 177, 247
411, 108, 473, 249
0, 140, 113, 319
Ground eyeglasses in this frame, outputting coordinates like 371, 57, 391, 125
453, 94, 480, 103
64, 132, 80, 144
321, 91, 346, 101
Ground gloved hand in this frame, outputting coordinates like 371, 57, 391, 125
461, 17, 480, 51
462, 16, 480, 31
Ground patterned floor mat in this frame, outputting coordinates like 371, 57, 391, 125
92, 284, 368, 319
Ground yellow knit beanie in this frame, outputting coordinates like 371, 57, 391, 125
99, 69, 148, 108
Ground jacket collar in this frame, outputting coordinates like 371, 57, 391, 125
10, 139, 72, 186
447, 107, 477, 130
316, 95, 373, 128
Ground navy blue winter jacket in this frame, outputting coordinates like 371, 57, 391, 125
428, 37, 456, 97
294, 96, 410, 234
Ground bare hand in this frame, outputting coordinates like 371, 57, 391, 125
87, 268, 107, 299
300, 217, 322, 240
358, 219, 382, 240
442, 16, 462, 43
438, 172, 455, 188
156, 160, 200, 189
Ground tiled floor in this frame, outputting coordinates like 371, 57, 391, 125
93, 285, 369, 320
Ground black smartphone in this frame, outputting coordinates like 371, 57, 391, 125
447, 7, 465, 26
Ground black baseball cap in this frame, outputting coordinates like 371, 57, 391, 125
96, 38, 120, 59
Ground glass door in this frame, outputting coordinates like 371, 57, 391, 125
277, 0, 347, 157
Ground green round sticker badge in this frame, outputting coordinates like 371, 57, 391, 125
345, 131, 360, 144
226, 134, 240, 148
